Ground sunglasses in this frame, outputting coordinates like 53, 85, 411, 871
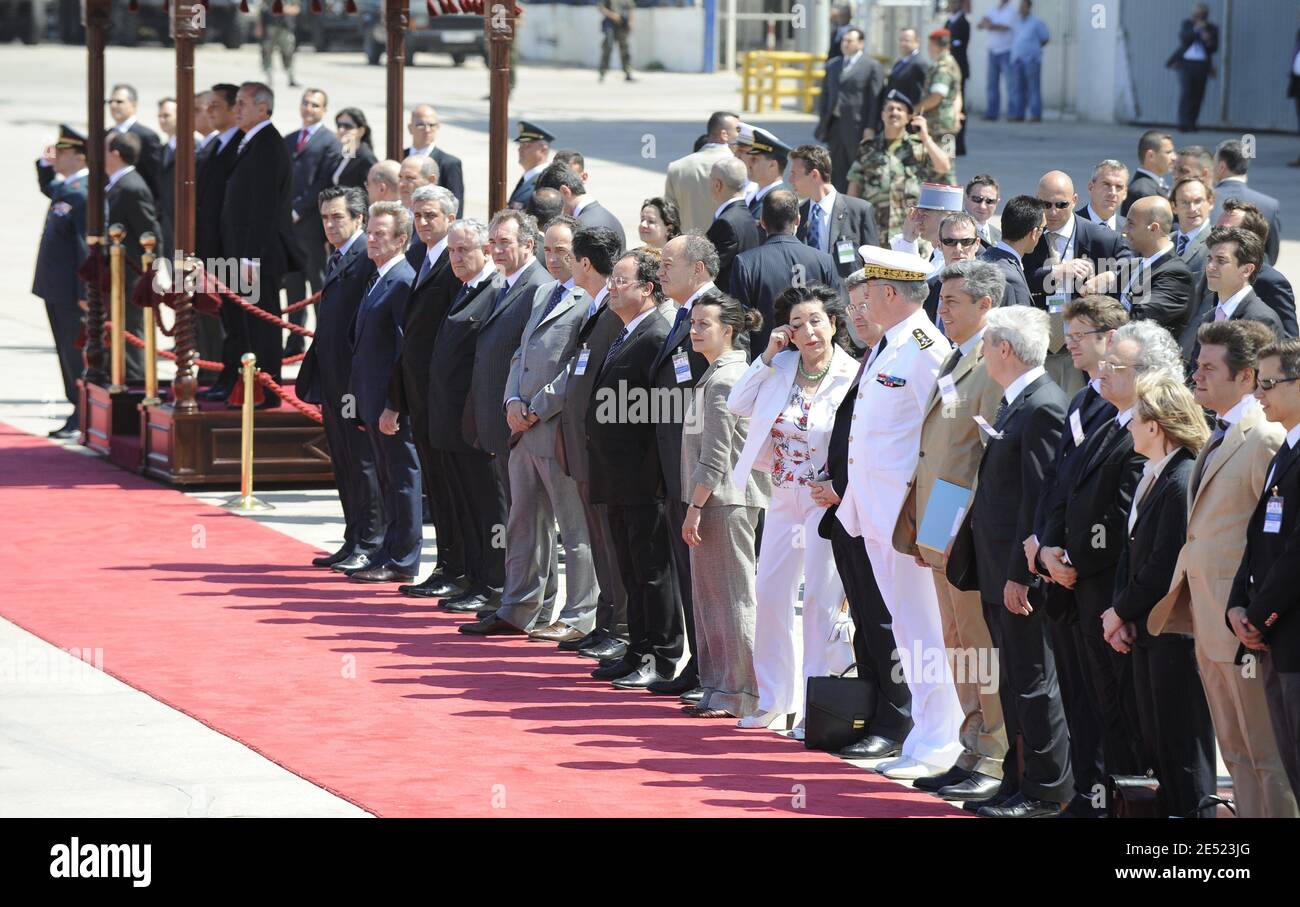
940, 237, 979, 248
967, 195, 997, 205
1257, 375, 1300, 391
1046, 200, 1073, 209
336, 121, 357, 131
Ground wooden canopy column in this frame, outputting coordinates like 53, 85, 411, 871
82, 0, 110, 386
385, 0, 407, 160
169, 3, 201, 412
486, 4, 518, 215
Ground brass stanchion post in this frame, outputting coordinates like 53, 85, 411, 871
108, 223, 126, 392
222, 353, 273, 512
139, 232, 160, 405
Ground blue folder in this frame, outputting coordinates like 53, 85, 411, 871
917, 478, 974, 555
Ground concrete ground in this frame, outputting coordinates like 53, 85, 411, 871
3, 43, 1282, 816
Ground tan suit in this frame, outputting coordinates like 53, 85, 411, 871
1150, 401, 1298, 818
664, 144, 736, 234
892, 335, 1006, 776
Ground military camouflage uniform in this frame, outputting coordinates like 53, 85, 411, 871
924, 51, 962, 181
599, 0, 634, 79
847, 133, 947, 240
260, 10, 299, 86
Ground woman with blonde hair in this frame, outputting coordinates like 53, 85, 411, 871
1103, 372, 1216, 817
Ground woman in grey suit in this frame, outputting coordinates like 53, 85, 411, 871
680, 295, 770, 719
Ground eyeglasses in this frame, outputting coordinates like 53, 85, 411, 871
336, 122, 357, 131
967, 195, 997, 206
1098, 360, 1132, 374
412, 121, 440, 129
940, 237, 979, 248
607, 276, 643, 288
847, 301, 870, 314
1256, 375, 1300, 391
1064, 327, 1109, 343
1046, 200, 1073, 209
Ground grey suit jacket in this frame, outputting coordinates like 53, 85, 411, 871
664, 143, 736, 234
504, 280, 590, 458
1212, 179, 1281, 265
467, 258, 550, 456
680, 350, 771, 509
1175, 224, 1210, 284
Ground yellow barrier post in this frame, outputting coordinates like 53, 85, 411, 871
222, 353, 274, 512
107, 223, 126, 393
139, 232, 160, 406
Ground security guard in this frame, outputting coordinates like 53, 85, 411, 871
744, 127, 795, 221
918, 29, 963, 173
33, 125, 90, 440
510, 120, 555, 211
258, 2, 300, 88
835, 246, 965, 780
597, 0, 635, 82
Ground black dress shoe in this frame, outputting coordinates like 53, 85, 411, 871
645, 673, 699, 696
590, 657, 639, 680
1057, 792, 1105, 818
977, 792, 1062, 818
312, 549, 352, 568
443, 590, 501, 613
580, 638, 628, 661
48, 425, 81, 440
398, 574, 466, 598
937, 771, 1002, 802
678, 687, 706, 704
913, 765, 972, 793
458, 615, 526, 636
610, 663, 666, 689
836, 735, 901, 760
559, 630, 603, 652
349, 565, 417, 584
331, 553, 371, 574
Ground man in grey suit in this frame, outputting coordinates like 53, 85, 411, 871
537, 162, 627, 250
978, 194, 1044, 309
815, 27, 883, 194
463, 215, 599, 639
1211, 139, 1282, 265
664, 111, 741, 233
1171, 175, 1213, 285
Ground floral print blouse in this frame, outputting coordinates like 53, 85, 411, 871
770, 383, 815, 488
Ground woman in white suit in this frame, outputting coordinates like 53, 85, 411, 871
728, 284, 860, 731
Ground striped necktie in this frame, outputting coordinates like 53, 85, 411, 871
600, 327, 630, 377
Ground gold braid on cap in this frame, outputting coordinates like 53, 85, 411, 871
863, 264, 927, 281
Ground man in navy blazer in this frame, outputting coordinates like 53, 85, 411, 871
1211, 140, 1283, 266
347, 202, 421, 584
298, 187, 383, 576
705, 157, 762, 294
730, 190, 840, 352
791, 144, 879, 280
978, 194, 1043, 311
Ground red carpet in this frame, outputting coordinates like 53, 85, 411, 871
0, 423, 966, 818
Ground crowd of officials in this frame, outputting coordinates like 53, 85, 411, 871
31, 55, 1299, 819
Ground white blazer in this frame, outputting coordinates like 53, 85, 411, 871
727, 346, 860, 489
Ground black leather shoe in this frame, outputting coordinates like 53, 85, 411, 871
937, 772, 1002, 802
836, 735, 901, 760
976, 792, 1062, 818
398, 574, 466, 598
580, 638, 628, 661
443, 590, 502, 613
349, 565, 417, 584
312, 549, 352, 568
559, 630, 603, 652
913, 765, 972, 793
645, 673, 699, 696
590, 657, 639, 680
331, 553, 371, 574
678, 687, 706, 704
457, 615, 525, 636
963, 788, 1012, 813
610, 663, 666, 689
1057, 793, 1105, 818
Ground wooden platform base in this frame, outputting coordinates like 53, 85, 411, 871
80, 379, 145, 467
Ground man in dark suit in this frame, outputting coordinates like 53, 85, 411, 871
826, 3, 851, 59
1290, 23, 1300, 168
920, 211, 982, 324
791, 144, 878, 280
705, 157, 762, 294
1085, 196, 1193, 336
346, 203, 421, 584
1186, 227, 1284, 366
585, 250, 679, 689
194, 85, 243, 395
1121, 130, 1175, 218
1211, 139, 1282, 265
1166, 4, 1218, 133
219, 81, 300, 405
978, 194, 1043, 310
509, 120, 553, 211
155, 98, 178, 259
406, 104, 464, 216
1228, 338, 1300, 804
424, 220, 505, 613
1214, 199, 1297, 335
33, 125, 89, 439
106, 83, 162, 200
1080, 159, 1128, 233
730, 190, 840, 353
742, 127, 794, 220
815, 27, 883, 193
1171, 175, 1213, 285
298, 187, 383, 576
944, 0, 972, 155
105, 130, 161, 382
536, 161, 627, 250
386, 186, 466, 599
877, 27, 927, 129
283, 89, 343, 356
949, 304, 1073, 817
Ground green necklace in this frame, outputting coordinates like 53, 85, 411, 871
798, 356, 833, 382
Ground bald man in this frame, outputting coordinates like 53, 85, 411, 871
1023, 170, 1129, 394
398, 155, 440, 209
406, 104, 464, 215
366, 159, 401, 204
1083, 195, 1193, 334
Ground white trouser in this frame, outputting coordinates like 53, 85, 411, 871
863, 535, 965, 769
753, 484, 854, 717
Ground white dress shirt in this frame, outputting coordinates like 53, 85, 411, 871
1085, 203, 1118, 231
1215, 284, 1252, 321
1003, 365, 1046, 407
237, 119, 272, 153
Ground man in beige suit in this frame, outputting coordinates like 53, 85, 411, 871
664, 111, 740, 233
1150, 319, 1299, 817
892, 257, 1008, 801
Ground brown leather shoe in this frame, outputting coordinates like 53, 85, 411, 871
349, 565, 417, 584
528, 622, 585, 643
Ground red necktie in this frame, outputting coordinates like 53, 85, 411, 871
296, 129, 309, 153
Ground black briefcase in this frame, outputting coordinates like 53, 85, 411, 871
804, 664, 876, 753
1106, 774, 1162, 818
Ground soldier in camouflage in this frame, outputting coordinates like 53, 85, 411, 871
847, 90, 953, 240
917, 29, 963, 182
598, 0, 636, 82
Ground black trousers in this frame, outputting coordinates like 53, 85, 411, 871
320, 397, 383, 559
282, 223, 326, 351
983, 599, 1074, 803
606, 500, 682, 677
1132, 633, 1217, 817
828, 520, 912, 742
1177, 60, 1211, 131
1076, 571, 1144, 776
1048, 615, 1106, 801
578, 478, 628, 640
43, 295, 83, 408
218, 267, 283, 389
411, 413, 464, 579
664, 497, 695, 679
215, 287, 250, 391
442, 448, 506, 593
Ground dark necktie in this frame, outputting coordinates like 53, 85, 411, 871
297, 128, 310, 153
417, 254, 433, 286
1267, 441, 1298, 489
601, 327, 630, 376
326, 249, 342, 279
539, 283, 566, 323
1176, 232, 1190, 257
364, 273, 379, 299
808, 203, 823, 251
1192, 417, 1230, 497
993, 396, 1010, 430
660, 305, 690, 357
939, 346, 962, 378
491, 282, 510, 315
450, 284, 471, 311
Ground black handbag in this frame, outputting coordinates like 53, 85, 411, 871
804, 664, 876, 753
1106, 774, 1162, 818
